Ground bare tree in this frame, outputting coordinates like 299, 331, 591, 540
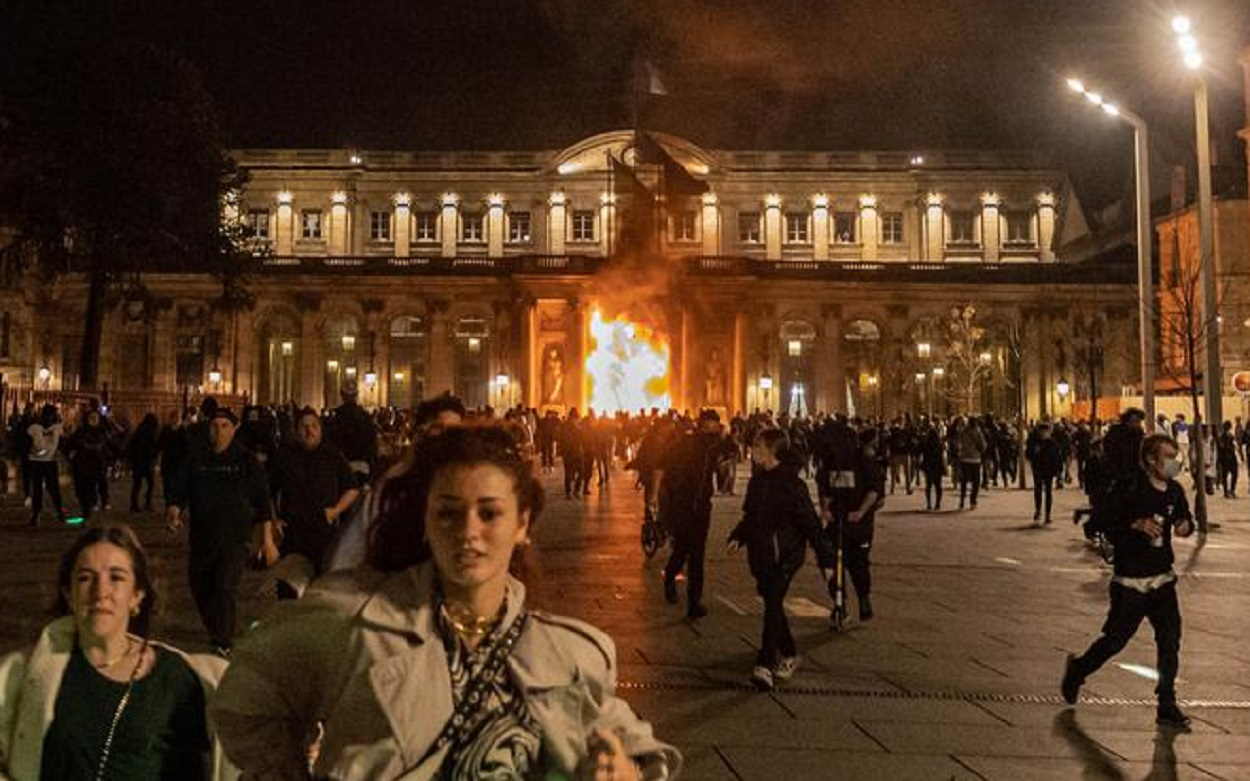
940, 304, 992, 414
1157, 259, 1226, 533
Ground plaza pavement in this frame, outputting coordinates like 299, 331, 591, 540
2, 465, 1249, 779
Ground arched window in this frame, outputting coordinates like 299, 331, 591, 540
454, 315, 490, 407
389, 316, 427, 408
778, 319, 817, 416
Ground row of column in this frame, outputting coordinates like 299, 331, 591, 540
266, 189, 1057, 262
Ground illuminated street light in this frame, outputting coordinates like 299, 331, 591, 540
1056, 378, 1071, 399
917, 342, 931, 359
1184, 52, 1203, 70
758, 375, 774, 390
495, 373, 509, 387
932, 367, 945, 378
37, 365, 51, 385
281, 341, 294, 357
915, 372, 926, 383
207, 367, 223, 385
364, 370, 378, 387
341, 334, 356, 351
1063, 75, 1154, 421
979, 351, 993, 366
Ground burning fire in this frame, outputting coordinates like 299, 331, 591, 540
586, 309, 671, 414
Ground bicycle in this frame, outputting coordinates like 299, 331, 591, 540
640, 503, 668, 559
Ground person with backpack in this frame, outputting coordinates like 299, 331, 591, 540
728, 428, 834, 691
918, 423, 946, 511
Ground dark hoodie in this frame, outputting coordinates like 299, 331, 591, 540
730, 446, 835, 588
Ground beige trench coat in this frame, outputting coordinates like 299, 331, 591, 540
0, 616, 237, 781
212, 562, 681, 779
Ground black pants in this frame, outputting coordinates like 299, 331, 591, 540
1071, 581, 1182, 704
924, 471, 943, 509
757, 569, 797, 667
563, 458, 580, 496
664, 513, 711, 610
1219, 460, 1238, 496
1000, 454, 1018, 485
958, 462, 980, 506
1033, 472, 1054, 518
828, 517, 873, 602
72, 466, 103, 519
188, 543, 249, 649
20, 457, 32, 498
539, 439, 555, 469
130, 465, 155, 510
29, 460, 63, 522
715, 461, 735, 494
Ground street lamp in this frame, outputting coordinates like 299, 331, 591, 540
1172, 15, 1221, 425
37, 365, 51, 387
207, 366, 223, 386
363, 369, 378, 387
917, 342, 931, 359
341, 334, 356, 352
758, 374, 773, 410
1066, 76, 1154, 422
1057, 378, 1071, 400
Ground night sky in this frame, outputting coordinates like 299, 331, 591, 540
9, 0, 1250, 213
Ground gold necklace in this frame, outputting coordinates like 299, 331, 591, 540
90, 637, 134, 669
441, 602, 500, 639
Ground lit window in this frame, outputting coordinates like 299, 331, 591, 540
675, 211, 697, 241
508, 212, 531, 243
301, 210, 322, 239
572, 211, 595, 241
414, 212, 437, 241
738, 212, 761, 243
785, 213, 808, 243
1006, 212, 1033, 244
467, 337, 481, 353
788, 339, 801, 357
461, 213, 484, 242
881, 212, 903, 244
370, 211, 391, 241
247, 209, 269, 239
948, 211, 975, 244
833, 213, 856, 243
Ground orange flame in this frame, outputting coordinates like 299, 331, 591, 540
585, 309, 671, 414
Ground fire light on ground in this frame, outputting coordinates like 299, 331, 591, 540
586, 309, 671, 414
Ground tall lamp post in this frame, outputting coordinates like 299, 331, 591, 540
1173, 15, 1222, 426
1066, 78, 1155, 423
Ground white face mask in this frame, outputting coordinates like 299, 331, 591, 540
1161, 458, 1183, 480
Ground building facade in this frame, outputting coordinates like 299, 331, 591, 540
0, 130, 1143, 420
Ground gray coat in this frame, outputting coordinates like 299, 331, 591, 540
211, 562, 681, 779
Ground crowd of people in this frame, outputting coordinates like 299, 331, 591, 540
0, 388, 1230, 776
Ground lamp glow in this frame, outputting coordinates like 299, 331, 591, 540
341, 334, 356, 351
1172, 15, 1191, 34
1085, 91, 1103, 105
327, 359, 339, 370
932, 367, 945, 378
1066, 78, 1085, 93
280, 341, 293, 357
208, 368, 223, 385
1184, 52, 1203, 70
393, 371, 405, 381
1178, 35, 1198, 53
917, 342, 931, 359
364, 370, 377, 387
37, 365, 51, 382
758, 375, 773, 391
915, 372, 926, 382
979, 351, 992, 365
1057, 378, 1071, 398
495, 373, 509, 387
1102, 103, 1119, 116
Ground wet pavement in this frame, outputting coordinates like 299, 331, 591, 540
3, 465, 1249, 779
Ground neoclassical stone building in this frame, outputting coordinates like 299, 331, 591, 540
0, 130, 1143, 420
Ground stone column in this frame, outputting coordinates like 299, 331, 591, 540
487, 194, 505, 258
981, 192, 1001, 262
732, 309, 746, 414
764, 194, 783, 260
859, 194, 879, 261
519, 296, 537, 406
599, 193, 616, 257
822, 305, 845, 414
329, 191, 350, 255
701, 192, 721, 256
570, 299, 586, 412
811, 194, 830, 261
392, 192, 411, 258
299, 315, 321, 410
1037, 191, 1057, 261
548, 192, 567, 256
925, 193, 944, 262
440, 193, 459, 258
427, 300, 454, 396
151, 307, 176, 391
275, 192, 294, 256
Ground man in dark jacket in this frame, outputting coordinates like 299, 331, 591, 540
1026, 422, 1062, 524
328, 380, 378, 486
271, 408, 360, 596
1063, 434, 1195, 729
167, 407, 273, 655
729, 428, 834, 690
654, 409, 722, 619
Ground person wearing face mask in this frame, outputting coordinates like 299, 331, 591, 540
211, 425, 680, 780
0, 525, 234, 780
1062, 434, 1195, 729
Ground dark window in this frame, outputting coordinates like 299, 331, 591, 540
1006, 212, 1033, 244
785, 213, 808, 243
572, 211, 595, 241
414, 212, 437, 241
675, 211, 697, 241
301, 210, 322, 239
738, 212, 761, 243
948, 211, 975, 244
370, 211, 391, 241
461, 213, 484, 242
508, 212, 531, 242
247, 209, 269, 239
833, 212, 856, 243
881, 212, 904, 244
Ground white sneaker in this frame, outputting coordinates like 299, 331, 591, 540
750, 665, 775, 691
774, 656, 800, 681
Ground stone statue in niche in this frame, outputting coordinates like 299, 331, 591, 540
542, 344, 565, 404
705, 347, 725, 405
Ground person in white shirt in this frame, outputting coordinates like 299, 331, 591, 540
27, 404, 66, 527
